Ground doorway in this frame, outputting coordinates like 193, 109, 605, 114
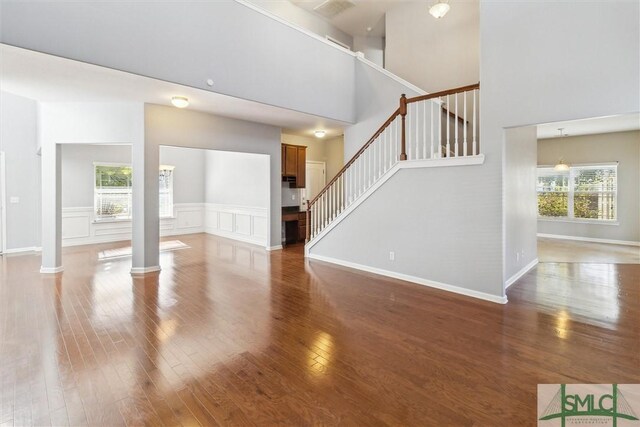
305, 161, 326, 205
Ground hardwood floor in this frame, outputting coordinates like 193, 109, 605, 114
1, 233, 638, 426
538, 237, 640, 263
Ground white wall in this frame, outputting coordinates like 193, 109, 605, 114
353, 36, 384, 68
204, 150, 269, 246
0, 91, 41, 251
0, 0, 356, 123
385, 0, 479, 93
204, 150, 268, 208
504, 126, 538, 283
537, 131, 640, 244
245, 0, 353, 49
481, 0, 640, 290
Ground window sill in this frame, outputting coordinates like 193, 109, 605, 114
93, 217, 132, 224
93, 216, 175, 224
538, 217, 619, 226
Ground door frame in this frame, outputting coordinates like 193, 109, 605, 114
0, 151, 6, 254
304, 161, 326, 209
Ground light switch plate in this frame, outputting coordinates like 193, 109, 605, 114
9, 196, 19, 204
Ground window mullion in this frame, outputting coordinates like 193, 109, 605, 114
568, 168, 575, 219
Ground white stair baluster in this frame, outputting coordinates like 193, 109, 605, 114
430, 100, 434, 159
454, 93, 459, 157
463, 91, 468, 156
473, 89, 477, 156
446, 95, 450, 157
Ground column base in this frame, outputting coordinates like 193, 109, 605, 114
40, 266, 64, 274
130, 266, 161, 275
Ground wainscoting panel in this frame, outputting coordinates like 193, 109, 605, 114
61, 203, 268, 248
204, 204, 268, 247
61, 204, 206, 247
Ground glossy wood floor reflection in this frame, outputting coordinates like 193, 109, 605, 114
1, 234, 638, 426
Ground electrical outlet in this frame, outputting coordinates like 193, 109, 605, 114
516, 252, 520, 262
389, 251, 395, 261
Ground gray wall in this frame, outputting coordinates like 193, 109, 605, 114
309, 163, 502, 298
385, 0, 479, 93
144, 103, 281, 247
205, 150, 269, 208
0, 0, 355, 123
61, 144, 130, 207
245, 0, 353, 49
60, 144, 206, 208
344, 60, 422, 159
537, 131, 640, 243
504, 126, 538, 280
160, 146, 205, 204
0, 91, 41, 250
353, 36, 384, 68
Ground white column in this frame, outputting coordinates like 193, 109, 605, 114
131, 136, 160, 275
40, 142, 63, 274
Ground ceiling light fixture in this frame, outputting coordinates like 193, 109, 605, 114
554, 159, 570, 172
314, 130, 326, 138
429, 0, 450, 19
171, 96, 189, 108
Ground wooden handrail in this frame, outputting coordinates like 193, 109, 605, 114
307, 82, 480, 211
406, 82, 479, 104
307, 107, 400, 207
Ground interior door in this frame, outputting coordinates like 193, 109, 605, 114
305, 161, 325, 207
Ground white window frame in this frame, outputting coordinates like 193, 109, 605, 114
93, 162, 175, 222
537, 162, 619, 225
159, 165, 175, 219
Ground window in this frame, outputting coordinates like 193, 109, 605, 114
159, 166, 174, 218
94, 163, 174, 220
537, 164, 617, 221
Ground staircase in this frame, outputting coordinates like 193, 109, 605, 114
305, 83, 481, 246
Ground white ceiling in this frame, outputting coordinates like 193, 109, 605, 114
0, 44, 348, 138
537, 114, 640, 139
291, 0, 410, 37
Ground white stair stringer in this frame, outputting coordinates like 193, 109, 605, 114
304, 154, 485, 256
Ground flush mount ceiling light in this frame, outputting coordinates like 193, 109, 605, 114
429, 0, 450, 19
314, 130, 326, 138
171, 96, 189, 108
554, 159, 570, 172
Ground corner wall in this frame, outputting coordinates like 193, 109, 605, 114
504, 126, 538, 284
0, 91, 41, 251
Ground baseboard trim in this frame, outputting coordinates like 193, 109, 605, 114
40, 265, 64, 274
266, 245, 283, 251
306, 253, 507, 304
205, 229, 267, 248
130, 266, 161, 275
4, 246, 42, 254
505, 258, 539, 289
537, 233, 640, 247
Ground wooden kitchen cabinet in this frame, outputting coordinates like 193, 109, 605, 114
281, 144, 307, 188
